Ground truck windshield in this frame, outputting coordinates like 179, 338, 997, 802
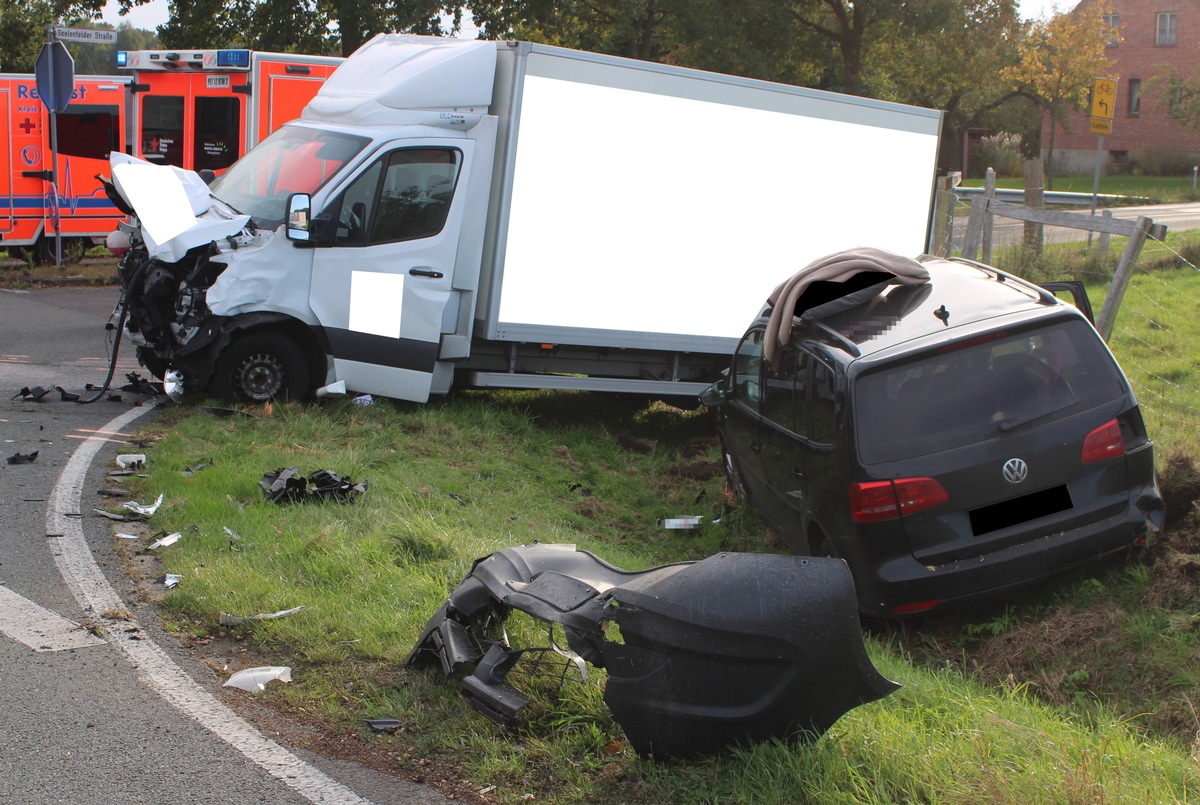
208, 125, 368, 228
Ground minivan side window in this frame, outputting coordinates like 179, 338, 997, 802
763, 348, 797, 431
732, 330, 764, 412
810, 359, 837, 445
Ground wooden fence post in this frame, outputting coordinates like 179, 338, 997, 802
1095, 215, 1153, 341
982, 167, 996, 265
962, 197, 988, 261
930, 176, 955, 257
1023, 159, 1044, 255
1098, 209, 1113, 259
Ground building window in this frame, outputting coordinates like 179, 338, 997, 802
1104, 13, 1120, 46
1156, 12, 1177, 46
1128, 78, 1142, 115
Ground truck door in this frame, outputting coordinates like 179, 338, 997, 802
309, 140, 475, 403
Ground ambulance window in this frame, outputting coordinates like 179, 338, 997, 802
142, 96, 184, 168
55, 104, 120, 161
194, 97, 241, 172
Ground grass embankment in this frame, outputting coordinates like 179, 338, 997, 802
91, 230, 1200, 803
109, 250, 1200, 805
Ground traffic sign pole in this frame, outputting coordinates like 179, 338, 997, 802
48, 28, 62, 268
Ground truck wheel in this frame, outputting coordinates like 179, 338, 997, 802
211, 332, 309, 403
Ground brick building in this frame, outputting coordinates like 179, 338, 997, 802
1047, 0, 1200, 174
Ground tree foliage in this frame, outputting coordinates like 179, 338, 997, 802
1002, 0, 1116, 185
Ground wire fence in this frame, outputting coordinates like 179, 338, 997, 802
930, 190, 1200, 458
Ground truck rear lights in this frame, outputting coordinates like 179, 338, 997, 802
850, 477, 948, 523
1081, 418, 1124, 463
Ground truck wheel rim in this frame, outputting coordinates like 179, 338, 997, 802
236, 353, 284, 400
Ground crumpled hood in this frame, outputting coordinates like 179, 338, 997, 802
109, 153, 251, 263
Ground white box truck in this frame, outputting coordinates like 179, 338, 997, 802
107, 34, 943, 404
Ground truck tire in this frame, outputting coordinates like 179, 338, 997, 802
211, 332, 309, 403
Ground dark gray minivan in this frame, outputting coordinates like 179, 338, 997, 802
702, 255, 1163, 617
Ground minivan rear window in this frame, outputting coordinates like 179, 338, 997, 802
855, 319, 1127, 464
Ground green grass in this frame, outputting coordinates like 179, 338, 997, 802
112, 358, 1200, 802
958, 173, 1200, 203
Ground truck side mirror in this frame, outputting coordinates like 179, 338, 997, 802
286, 194, 312, 242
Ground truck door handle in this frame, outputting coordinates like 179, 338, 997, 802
409, 268, 444, 279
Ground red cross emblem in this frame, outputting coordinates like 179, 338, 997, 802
19, 117, 37, 135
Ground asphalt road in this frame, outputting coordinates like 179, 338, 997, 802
0, 287, 447, 805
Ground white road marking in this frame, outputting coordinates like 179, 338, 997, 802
46, 402, 373, 804
0, 585, 106, 652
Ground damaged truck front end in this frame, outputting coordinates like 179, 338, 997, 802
106, 130, 365, 403
408, 543, 898, 760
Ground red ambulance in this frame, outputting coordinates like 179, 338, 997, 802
0, 73, 131, 261
0, 49, 342, 261
118, 49, 343, 174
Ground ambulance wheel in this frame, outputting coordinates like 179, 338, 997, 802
211, 332, 309, 404
37, 236, 86, 265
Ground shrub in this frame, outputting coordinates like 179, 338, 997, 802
980, 132, 1025, 178
1131, 148, 1197, 177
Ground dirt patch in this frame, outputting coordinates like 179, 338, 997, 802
895, 452, 1200, 746
0, 255, 119, 287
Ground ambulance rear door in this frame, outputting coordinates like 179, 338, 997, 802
248, 54, 342, 151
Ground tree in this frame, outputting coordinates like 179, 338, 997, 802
1002, 0, 1116, 187
467, 0, 687, 61
155, 0, 454, 56
868, 0, 1029, 173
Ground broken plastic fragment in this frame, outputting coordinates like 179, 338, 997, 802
54, 386, 81, 402
223, 665, 292, 693
260, 468, 367, 504
352, 394, 374, 406
219, 605, 305, 627
115, 533, 140, 540
6, 450, 39, 465
116, 454, 147, 470
11, 386, 50, 401
122, 493, 164, 517
364, 718, 402, 732
93, 509, 129, 521
146, 532, 182, 550
315, 380, 347, 398
658, 516, 703, 529
161, 574, 182, 588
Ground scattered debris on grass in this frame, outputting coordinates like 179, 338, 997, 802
224, 665, 292, 693
220, 605, 305, 627
259, 468, 368, 504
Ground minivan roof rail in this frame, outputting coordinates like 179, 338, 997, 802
810, 319, 862, 358
942, 255, 1058, 307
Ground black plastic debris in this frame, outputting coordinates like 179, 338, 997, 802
6, 450, 39, 465
54, 386, 80, 402
11, 386, 50, 401
120, 372, 161, 396
409, 543, 899, 760
259, 468, 368, 504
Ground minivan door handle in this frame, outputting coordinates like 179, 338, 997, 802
748, 440, 761, 453
409, 268, 444, 279
792, 468, 805, 479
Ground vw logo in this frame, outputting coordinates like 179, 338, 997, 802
1002, 458, 1028, 484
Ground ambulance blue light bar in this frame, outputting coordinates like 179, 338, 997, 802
216, 50, 251, 68
116, 51, 127, 67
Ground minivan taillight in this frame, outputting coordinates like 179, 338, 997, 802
1081, 418, 1124, 463
850, 477, 948, 523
